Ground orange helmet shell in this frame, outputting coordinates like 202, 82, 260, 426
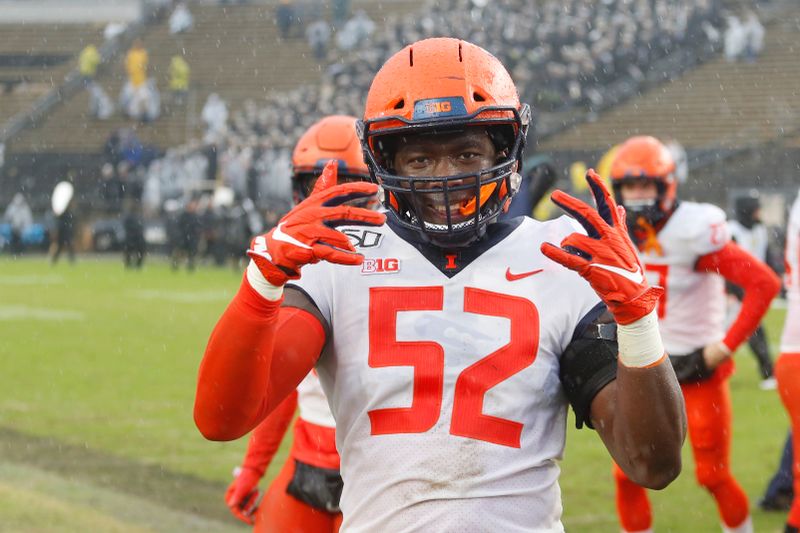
610, 135, 678, 220
362, 37, 526, 139
610, 136, 676, 181
292, 115, 369, 176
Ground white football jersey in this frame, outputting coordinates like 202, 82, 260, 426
728, 220, 768, 262
781, 189, 800, 353
638, 202, 731, 355
290, 216, 603, 532
297, 371, 336, 428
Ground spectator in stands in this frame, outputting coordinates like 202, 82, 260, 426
741, 10, 765, 62
202, 93, 229, 144
3, 193, 33, 256
78, 44, 101, 85
331, 0, 350, 28
89, 83, 114, 120
125, 39, 148, 88
335, 10, 374, 51
103, 22, 126, 42
143, 78, 162, 122
169, 2, 194, 35
276, 0, 296, 39
122, 40, 155, 122
724, 14, 746, 62
306, 19, 331, 61
169, 55, 190, 105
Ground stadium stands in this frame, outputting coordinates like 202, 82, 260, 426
0, 22, 104, 125
6, 0, 425, 154
540, 10, 800, 151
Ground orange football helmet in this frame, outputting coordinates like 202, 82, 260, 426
610, 135, 677, 228
357, 37, 531, 247
292, 115, 371, 203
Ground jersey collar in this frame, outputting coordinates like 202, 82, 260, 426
386, 215, 524, 278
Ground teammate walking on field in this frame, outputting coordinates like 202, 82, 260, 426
608, 136, 781, 533
225, 115, 371, 532
776, 188, 800, 533
195, 38, 686, 531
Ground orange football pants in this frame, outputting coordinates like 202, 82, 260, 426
776, 353, 800, 528
613, 375, 749, 532
254, 459, 342, 533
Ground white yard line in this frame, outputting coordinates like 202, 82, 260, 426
0, 306, 84, 321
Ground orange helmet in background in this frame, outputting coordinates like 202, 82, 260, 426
357, 37, 531, 247
292, 115, 371, 203
610, 135, 678, 228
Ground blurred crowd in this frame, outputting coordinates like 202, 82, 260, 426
143, 0, 725, 225
4, 0, 742, 264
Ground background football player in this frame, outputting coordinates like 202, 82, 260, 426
608, 135, 781, 533
776, 187, 800, 533
224, 115, 371, 532
195, 38, 686, 531
728, 190, 777, 389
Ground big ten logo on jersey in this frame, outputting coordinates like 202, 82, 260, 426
342, 228, 383, 249
361, 257, 400, 275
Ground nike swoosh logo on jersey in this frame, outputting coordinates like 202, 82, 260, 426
590, 263, 644, 284
505, 267, 544, 281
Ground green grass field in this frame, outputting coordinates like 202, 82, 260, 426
0, 256, 791, 532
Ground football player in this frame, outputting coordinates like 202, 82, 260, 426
224, 115, 370, 532
776, 187, 800, 533
608, 136, 781, 533
195, 38, 686, 531
728, 191, 776, 389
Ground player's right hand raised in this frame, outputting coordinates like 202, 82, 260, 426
247, 160, 385, 286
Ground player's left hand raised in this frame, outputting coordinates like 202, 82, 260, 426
541, 169, 663, 325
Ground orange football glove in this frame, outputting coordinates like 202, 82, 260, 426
225, 466, 262, 525
247, 160, 386, 286
541, 169, 664, 325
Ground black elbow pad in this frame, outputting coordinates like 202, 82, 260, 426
560, 314, 618, 430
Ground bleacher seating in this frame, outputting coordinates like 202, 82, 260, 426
6, 0, 425, 154
0, 22, 104, 124
540, 12, 800, 151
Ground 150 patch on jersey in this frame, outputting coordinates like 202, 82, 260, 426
361, 258, 400, 274
343, 229, 383, 249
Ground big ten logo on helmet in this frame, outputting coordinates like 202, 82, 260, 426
425, 101, 451, 114
412, 97, 468, 120
342, 228, 383, 249
361, 257, 400, 275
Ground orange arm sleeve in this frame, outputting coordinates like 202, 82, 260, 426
241, 390, 298, 476
194, 278, 325, 441
695, 241, 781, 352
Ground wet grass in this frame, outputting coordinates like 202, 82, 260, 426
0, 256, 791, 531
